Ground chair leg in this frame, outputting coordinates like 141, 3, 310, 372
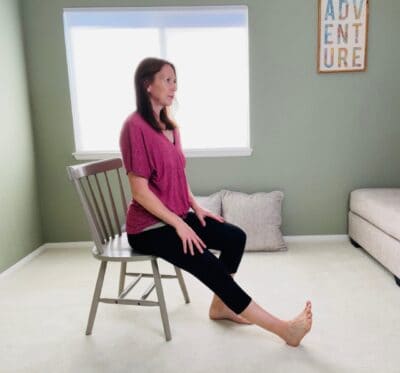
151, 259, 172, 341
86, 261, 107, 335
174, 266, 190, 304
118, 262, 127, 296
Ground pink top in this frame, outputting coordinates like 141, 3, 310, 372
119, 112, 190, 234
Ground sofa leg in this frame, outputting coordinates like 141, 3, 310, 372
395, 276, 400, 287
349, 237, 361, 248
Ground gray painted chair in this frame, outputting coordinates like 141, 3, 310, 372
66, 158, 190, 341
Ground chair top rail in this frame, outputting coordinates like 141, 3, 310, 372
67, 158, 123, 180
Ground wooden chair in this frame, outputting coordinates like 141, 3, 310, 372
66, 158, 190, 341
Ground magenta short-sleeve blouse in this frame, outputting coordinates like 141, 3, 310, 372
119, 112, 190, 234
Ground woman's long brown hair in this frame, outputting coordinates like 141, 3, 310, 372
134, 57, 177, 132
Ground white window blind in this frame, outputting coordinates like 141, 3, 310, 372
63, 6, 250, 159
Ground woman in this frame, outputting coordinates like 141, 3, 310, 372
120, 57, 312, 346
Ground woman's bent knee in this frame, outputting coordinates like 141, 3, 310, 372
231, 225, 247, 251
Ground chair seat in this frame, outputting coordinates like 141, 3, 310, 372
92, 232, 155, 262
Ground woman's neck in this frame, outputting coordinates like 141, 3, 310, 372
153, 108, 166, 130
150, 98, 163, 119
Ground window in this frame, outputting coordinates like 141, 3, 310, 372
63, 6, 250, 159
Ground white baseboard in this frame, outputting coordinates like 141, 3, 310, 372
0, 245, 47, 278
42, 241, 93, 250
284, 234, 349, 243
35, 237, 352, 249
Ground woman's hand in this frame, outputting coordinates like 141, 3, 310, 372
174, 219, 206, 255
193, 206, 224, 227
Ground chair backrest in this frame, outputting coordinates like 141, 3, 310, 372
66, 158, 129, 253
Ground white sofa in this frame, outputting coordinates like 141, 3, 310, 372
348, 188, 400, 286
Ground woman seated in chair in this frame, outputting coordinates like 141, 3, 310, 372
120, 57, 312, 347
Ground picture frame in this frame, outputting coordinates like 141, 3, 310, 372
317, 0, 369, 73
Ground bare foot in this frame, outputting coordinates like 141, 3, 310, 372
209, 304, 252, 324
283, 301, 313, 347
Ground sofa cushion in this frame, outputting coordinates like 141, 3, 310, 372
350, 188, 400, 241
193, 191, 222, 216
221, 190, 287, 251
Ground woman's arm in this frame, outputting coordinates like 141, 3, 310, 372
129, 172, 181, 227
187, 185, 201, 212
128, 172, 206, 255
186, 182, 224, 226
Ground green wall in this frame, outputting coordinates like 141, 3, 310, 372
19, 0, 400, 242
0, 0, 42, 272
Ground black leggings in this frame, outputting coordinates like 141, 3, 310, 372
127, 212, 252, 314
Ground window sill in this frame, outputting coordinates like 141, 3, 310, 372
184, 147, 253, 158
73, 147, 253, 160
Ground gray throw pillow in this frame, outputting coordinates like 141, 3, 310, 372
193, 191, 222, 216
221, 190, 287, 251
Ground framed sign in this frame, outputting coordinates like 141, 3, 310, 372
318, 0, 369, 73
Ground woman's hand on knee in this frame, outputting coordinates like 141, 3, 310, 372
175, 220, 206, 255
193, 206, 224, 227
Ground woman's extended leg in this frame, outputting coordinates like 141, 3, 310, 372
240, 300, 313, 347
182, 213, 313, 345
128, 222, 313, 346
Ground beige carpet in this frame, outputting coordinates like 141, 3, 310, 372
1, 238, 399, 373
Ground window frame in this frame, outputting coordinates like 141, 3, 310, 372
63, 6, 252, 160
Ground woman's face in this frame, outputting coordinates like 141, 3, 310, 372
147, 64, 177, 109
